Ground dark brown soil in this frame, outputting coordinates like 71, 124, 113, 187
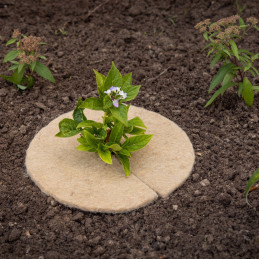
0, 0, 259, 258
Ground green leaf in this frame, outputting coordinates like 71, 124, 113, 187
229, 40, 239, 60
73, 97, 87, 123
252, 53, 259, 60
251, 66, 259, 76
55, 118, 80, 137
17, 63, 24, 74
12, 67, 26, 84
239, 56, 250, 63
8, 64, 19, 71
122, 85, 141, 102
85, 126, 97, 136
118, 149, 132, 157
203, 32, 208, 41
239, 17, 245, 27
245, 168, 259, 206
76, 144, 96, 152
128, 116, 147, 128
110, 105, 128, 126
82, 130, 98, 149
77, 136, 88, 145
248, 69, 255, 77
205, 82, 235, 107
106, 143, 122, 151
34, 61, 55, 83
122, 72, 132, 87
209, 63, 234, 92
6, 38, 17, 46
0, 75, 17, 84
242, 53, 252, 61
80, 97, 103, 110
77, 120, 103, 129
17, 84, 28, 90
21, 75, 35, 89
3, 49, 19, 63
253, 86, 259, 91
201, 42, 213, 52
222, 72, 234, 87
128, 127, 146, 135
103, 62, 123, 91
242, 77, 254, 107
103, 95, 113, 109
0, 67, 26, 85
28, 76, 35, 87
110, 122, 124, 143
124, 126, 133, 133
239, 49, 253, 56
103, 115, 116, 125
30, 60, 37, 71
116, 153, 131, 177
207, 48, 214, 57
96, 128, 107, 139
201, 43, 213, 52
244, 63, 252, 72
122, 134, 153, 152
98, 144, 112, 164
93, 69, 106, 96
223, 49, 231, 57
210, 53, 222, 68
208, 31, 217, 40
39, 55, 47, 60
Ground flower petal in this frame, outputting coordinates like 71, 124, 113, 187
104, 89, 111, 95
119, 90, 127, 99
110, 86, 119, 92
113, 99, 119, 107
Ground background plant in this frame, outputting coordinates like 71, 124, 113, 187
56, 62, 153, 177
195, 15, 259, 107
245, 168, 259, 206
0, 29, 55, 90
235, 0, 246, 14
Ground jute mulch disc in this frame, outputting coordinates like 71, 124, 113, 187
26, 106, 195, 213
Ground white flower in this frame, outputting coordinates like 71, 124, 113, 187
104, 86, 127, 107
119, 90, 127, 99
104, 89, 111, 95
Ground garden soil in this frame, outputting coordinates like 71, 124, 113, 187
0, 0, 258, 258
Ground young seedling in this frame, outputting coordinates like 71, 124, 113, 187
235, 0, 246, 14
168, 15, 177, 25
195, 15, 259, 107
0, 29, 55, 90
245, 168, 259, 206
56, 62, 153, 177
54, 28, 68, 36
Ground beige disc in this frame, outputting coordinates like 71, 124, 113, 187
25, 106, 195, 213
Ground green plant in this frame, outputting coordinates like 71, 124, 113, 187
56, 62, 153, 177
245, 168, 259, 206
195, 15, 259, 107
168, 15, 177, 25
0, 29, 55, 90
235, 0, 246, 14
54, 27, 68, 36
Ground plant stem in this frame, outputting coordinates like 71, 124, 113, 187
249, 183, 259, 193
229, 55, 244, 83
104, 128, 111, 143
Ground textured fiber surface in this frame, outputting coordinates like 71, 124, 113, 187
26, 106, 195, 213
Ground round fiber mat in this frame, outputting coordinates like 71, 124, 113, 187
26, 106, 195, 213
